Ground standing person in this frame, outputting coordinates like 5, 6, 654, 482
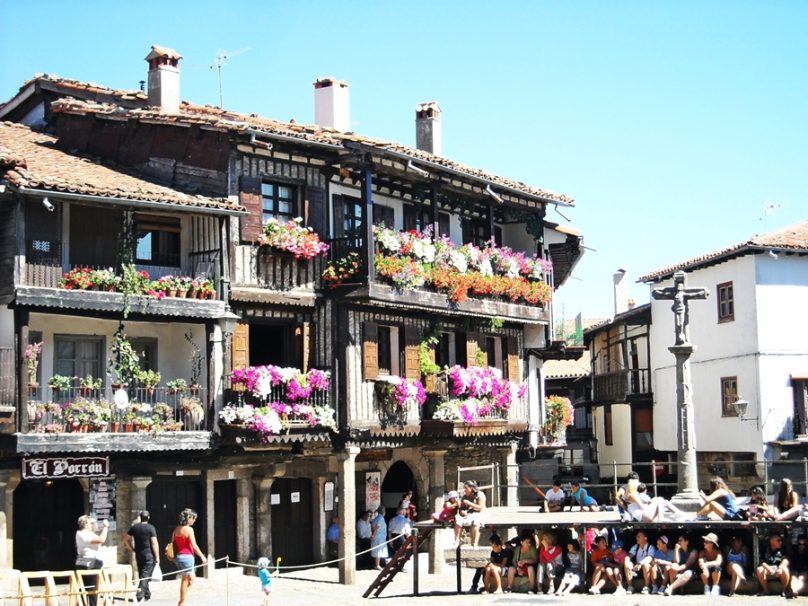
256, 557, 272, 606
325, 515, 340, 564
399, 490, 417, 521
124, 510, 160, 602
356, 511, 373, 569
171, 508, 208, 606
75, 515, 108, 606
454, 480, 487, 547
698, 532, 724, 596
370, 506, 388, 570
387, 508, 412, 553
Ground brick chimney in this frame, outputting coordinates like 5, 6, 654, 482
313, 77, 350, 131
145, 45, 182, 112
613, 269, 628, 316
415, 101, 442, 156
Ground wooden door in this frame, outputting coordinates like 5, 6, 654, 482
270, 478, 313, 566
232, 322, 249, 370
147, 478, 206, 555
214, 480, 237, 567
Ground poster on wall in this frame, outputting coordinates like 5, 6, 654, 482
365, 471, 381, 512
323, 481, 334, 512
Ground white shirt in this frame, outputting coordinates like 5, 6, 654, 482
388, 514, 412, 537
546, 487, 566, 503
356, 518, 372, 540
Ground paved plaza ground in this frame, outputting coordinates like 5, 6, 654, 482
139, 555, 790, 606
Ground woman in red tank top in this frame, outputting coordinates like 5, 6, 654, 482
171, 508, 208, 606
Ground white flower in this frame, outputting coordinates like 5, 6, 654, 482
255, 374, 273, 400
411, 238, 436, 263
449, 250, 468, 273
479, 259, 493, 277
507, 259, 520, 277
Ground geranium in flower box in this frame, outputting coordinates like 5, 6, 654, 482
260, 217, 329, 260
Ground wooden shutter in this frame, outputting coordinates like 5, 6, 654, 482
404, 328, 421, 381
363, 321, 379, 380
332, 195, 345, 239
295, 322, 313, 372
466, 332, 480, 368
506, 337, 520, 381
232, 322, 250, 371
239, 176, 263, 243
305, 186, 327, 239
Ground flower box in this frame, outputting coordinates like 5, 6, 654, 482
420, 418, 509, 437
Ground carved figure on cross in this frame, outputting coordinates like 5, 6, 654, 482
652, 271, 709, 346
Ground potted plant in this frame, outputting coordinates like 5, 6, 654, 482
107, 328, 140, 387
138, 369, 161, 395
79, 374, 102, 397
25, 341, 43, 389
181, 397, 204, 429
167, 378, 188, 395
48, 374, 74, 395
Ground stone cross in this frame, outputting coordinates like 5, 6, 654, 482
651, 270, 709, 503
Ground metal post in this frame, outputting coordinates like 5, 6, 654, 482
412, 528, 419, 596
803, 458, 807, 497
651, 459, 658, 498
613, 461, 618, 504
456, 543, 462, 594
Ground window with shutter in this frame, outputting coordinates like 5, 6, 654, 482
239, 176, 263, 243
466, 332, 480, 367
232, 322, 250, 370
507, 337, 520, 381
404, 328, 421, 381
295, 322, 313, 373
363, 322, 379, 380
305, 186, 327, 238
373, 205, 395, 228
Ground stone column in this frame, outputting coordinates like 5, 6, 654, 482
669, 344, 701, 509
0, 470, 20, 569
252, 477, 274, 561
130, 477, 152, 521
337, 446, 360, 585
236, 478, 252, 563
498, 443, 519, 507
424, 449, 447, 574
312, 477, 327, 561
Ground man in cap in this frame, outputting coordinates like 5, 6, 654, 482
124, 510, 159, 602
650, 535, 673, 594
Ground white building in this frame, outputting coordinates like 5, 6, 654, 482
640, 221, 808, 486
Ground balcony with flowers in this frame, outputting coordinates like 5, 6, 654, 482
373, 376, 427, 431
233, 218, 330, 298
421, 365, 528, 437
541, 395, 574, 446
325, 226, 553, 322
218, 365, 334, 445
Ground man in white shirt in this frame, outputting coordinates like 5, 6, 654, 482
356, 510, 373, 568
623, 530, 656, 594
388, 508, 412, 552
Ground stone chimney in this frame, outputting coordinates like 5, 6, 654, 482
415, 101, 442, 156
145, 45, 182, 112
313, 77, 350, 131
613, 269, 628, 316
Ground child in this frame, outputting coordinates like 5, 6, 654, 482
570, 480, 599, 511
257, 557, 272, 606
481, 533, 512, 593
431, 490, 460, 525
537, 532, 563, 594
554, 539, 582, 595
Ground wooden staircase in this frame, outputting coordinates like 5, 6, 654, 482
362, 527, 433, 598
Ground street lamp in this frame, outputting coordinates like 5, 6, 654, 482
730, 397, 758, 421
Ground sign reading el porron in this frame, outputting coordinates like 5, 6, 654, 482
22, 456, 110, 479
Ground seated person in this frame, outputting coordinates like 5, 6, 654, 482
615, 471, 640, 518
625, 483, 685, 522
481, 533, 512, 594
506, 531, 538, 592
544, 480, 566, 513
623, 530, 656, 594
790, 534, 808, 597
537, 532, 563, 594
590, 539, 626, 594
570, 480, 598, 512
775, 478, 804, 521
697, 476, 744, 521
698, 532, 723, 596
724, 535, 750, 597
650, 535, 673, 594
431, 490, 459, 525
664, 535, 699, 596
454, 480, 486, 547
554, 539, 582, 596
756, 532, 791, 597
744, 486, 775, 520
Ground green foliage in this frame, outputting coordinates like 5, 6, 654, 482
185, 332, 203, 386
107, 327, 141, 386
418, 322, 443, 375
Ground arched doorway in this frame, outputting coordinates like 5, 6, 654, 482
381, 461, 416, 519
14, 479, 84, 571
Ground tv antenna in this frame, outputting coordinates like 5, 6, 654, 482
759, 201, 781, 231
209, 47, 251, 108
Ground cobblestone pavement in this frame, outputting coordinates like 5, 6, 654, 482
143, 556, 789, 606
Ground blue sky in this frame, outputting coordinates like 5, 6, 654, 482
1, 1, 806, 321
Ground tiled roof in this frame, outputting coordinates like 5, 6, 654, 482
544, 350, 591, 379
639, 220, 808, 282
0, 122, 244, 213
48, 94, 574, 206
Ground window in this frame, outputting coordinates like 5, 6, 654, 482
261, 181, 296, 223
342, 196, 364, 243
721, 376, 739, 417
794, 379, 808, 436
135, 215, 180, 267
373, 205, 394, 228
717, 281, 734, 322
54, 336, 104, 382
462, 217, 491, 247
362, 322, 401, 379
403, 204, 450, 236
435, 333, 451, 368
129, 338, 158, 372
377, 326, 392, 376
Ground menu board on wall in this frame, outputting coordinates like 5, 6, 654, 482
365, 471, 381, 512
90, 475, 117, 531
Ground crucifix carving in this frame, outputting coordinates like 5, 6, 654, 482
651, 270, 710, 501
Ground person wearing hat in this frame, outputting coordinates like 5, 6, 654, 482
454, 480, 487, 547
650, 535, 673, 594
124, 510, 160, 603
698, 532, 724, 596
756, 532, 791, 597
432, 490, 460, 525
664, 535, 699, 596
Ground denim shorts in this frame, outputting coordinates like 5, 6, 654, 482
175, 554, 196, 576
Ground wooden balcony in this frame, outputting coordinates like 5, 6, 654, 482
591, 369, 651, 404
229, 245, 325, 305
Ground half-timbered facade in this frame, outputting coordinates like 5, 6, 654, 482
0, 47, 584, 579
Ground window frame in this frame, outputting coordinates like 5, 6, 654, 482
717, 281, 735, 323
135, 215, 181, 268
53, 334, 105, 384
261, 180, 298, 224
721, 376, 739, 417
604, 404, 614, 446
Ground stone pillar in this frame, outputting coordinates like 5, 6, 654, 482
499, 443, 519, 507
337, 446, 360, 585
312, 477, 327, 561
424, 449, 447, 574
204, 474, 215, 576
252, 477, 274, 561
236, 478, 252, 563
669, 344, 701, 510
0, 470, 20, 569
130, 477, 152, 521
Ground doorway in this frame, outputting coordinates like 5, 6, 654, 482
250, 324, 290, 366
14, 479, 84, 571
270, 478, 313, 565
380, 461, 416, 519
147, 478, 206, 555
214, 480, 237, 567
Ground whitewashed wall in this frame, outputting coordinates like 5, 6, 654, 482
595, 404, 633, 477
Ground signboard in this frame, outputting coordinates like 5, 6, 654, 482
365, 471, 381, 512
90, 475, 116, 531
22, 456, 110, 480
323, 481, 335, 512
